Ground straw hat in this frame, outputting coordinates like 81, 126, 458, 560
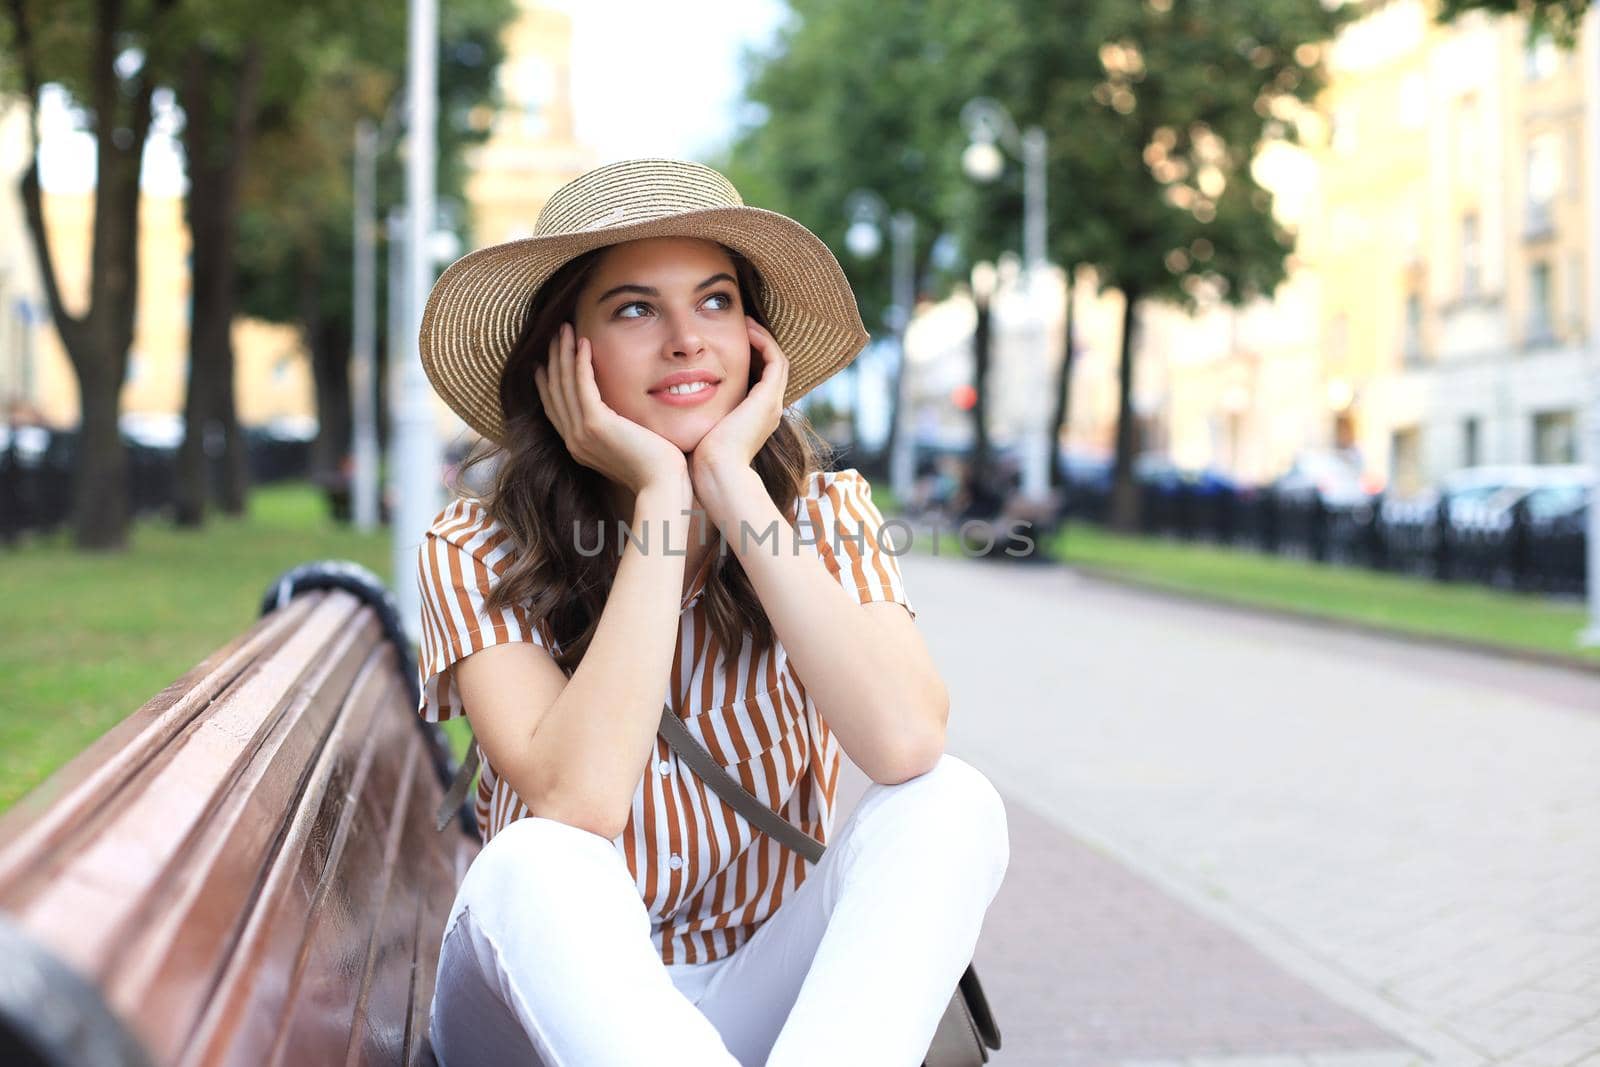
419, 158, 871, 447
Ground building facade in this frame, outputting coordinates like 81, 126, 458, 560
1159, 0, 1596, 495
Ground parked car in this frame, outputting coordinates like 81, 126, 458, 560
1272, 448, 1377, 507
1382, 463, 1593, 532
1056, 448, 1112, 492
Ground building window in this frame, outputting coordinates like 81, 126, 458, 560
1462, 416, 1480, 467
513, 57, 555, 138
1399, 73, 1426, 129
1400, 201, 1423, 263
1390, 425, 1422, 497
1532, 410, 1577, 464
1569, 251, 1585, 338
1524, 31, 1560, 80
1330, 105, 1356, 155
1460, 212, 1481, 297
1402, 292, 1424, 364
1525, 134, 1560, 236
1455, 94, 1480, 176
1527, 259, 1554, 343
1329, 311, 1349, 364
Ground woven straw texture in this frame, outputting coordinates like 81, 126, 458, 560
419, 159, 871, 446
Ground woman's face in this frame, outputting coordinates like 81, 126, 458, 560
572, 236, 753, 453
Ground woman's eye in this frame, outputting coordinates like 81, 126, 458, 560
704, 292, 734, 311
617, 301, 652, 319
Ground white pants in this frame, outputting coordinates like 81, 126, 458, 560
428, 752, 1009, 1067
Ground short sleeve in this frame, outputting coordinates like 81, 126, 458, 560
415, 500, 549, 723
794, 468, 917, 620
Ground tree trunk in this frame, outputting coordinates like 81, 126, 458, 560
1109, 288, 1142, 532
8, 0, 167, 550
175, 41, 262, 526
74, 336, 130, 547
1048, 264, 1078, 489
216, 338, 248, 514
302, 249, 353, 517
963, 289, 1001, 518
311, 319, 353, 518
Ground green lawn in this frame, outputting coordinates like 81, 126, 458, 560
0, 485, 473, 815
1041, 520, 1600, 665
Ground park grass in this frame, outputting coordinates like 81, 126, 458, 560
1041, 520, 1600, 666
0, 484, 474, 815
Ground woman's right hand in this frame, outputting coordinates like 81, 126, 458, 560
534, 322, 689, 499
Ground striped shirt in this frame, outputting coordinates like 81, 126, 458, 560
415, 467, 916, 965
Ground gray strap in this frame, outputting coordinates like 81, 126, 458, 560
430, 708, 828, 862
658, 704, 825, 864
434, 741, 481, 833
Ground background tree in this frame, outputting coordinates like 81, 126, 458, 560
170, 5, 266, 525
1437, 0, 1588, 43
3, 0, 179, 550
728, 0, 1347, 530
233, 0, 509, 513
720, 0, 982, 476
977, 0, 1350, 530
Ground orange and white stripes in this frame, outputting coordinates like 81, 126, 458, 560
415, 468, 915, 964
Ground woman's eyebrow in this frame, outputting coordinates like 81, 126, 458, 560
593, 272, 738, 306
695, 272, 737, 291
594, 283, 655, 304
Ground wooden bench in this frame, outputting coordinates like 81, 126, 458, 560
0, 561, 478, 1067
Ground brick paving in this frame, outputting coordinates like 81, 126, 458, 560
837, 757, 1408, 1066
863, 552, 1600, 1066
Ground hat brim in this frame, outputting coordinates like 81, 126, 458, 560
419, 205, 871, 447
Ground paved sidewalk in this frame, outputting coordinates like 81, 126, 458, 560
871, 552, 1600, 1067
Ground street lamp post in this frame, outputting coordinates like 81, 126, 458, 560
961, 96, 1053, 504
844, 190, 917, 501
393, 0, 441, 646
1582, 11, 1600, 647
351, 119, 381, 532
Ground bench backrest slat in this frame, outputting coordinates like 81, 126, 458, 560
0, 588, 479, 1067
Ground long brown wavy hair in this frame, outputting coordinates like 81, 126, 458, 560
454, 240, 837, 677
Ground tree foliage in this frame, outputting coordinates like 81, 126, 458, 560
727, 0, 1350, 527
1, 0, 180, 549
1436, 0, 1589, 45
231, 0, 510, 491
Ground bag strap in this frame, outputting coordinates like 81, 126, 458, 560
658, 704, 825, 865
433, 704, 831, 862
435, 740, 480, 833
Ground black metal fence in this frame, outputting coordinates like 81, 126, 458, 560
1, 428, 315, 545
1063, 481, 1588, 596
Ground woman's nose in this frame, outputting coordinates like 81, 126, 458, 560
661, 308, 706, 357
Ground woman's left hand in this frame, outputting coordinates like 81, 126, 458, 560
690, 316, 789, 486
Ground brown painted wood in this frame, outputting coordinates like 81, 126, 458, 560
0, 588, 480, 1067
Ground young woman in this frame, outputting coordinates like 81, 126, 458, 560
414, 159, 1008, 1067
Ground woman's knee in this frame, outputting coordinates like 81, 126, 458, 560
457, 816, 632, 919
868, 753, 1009, 884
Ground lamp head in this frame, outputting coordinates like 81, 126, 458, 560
963, 139, 1004, 183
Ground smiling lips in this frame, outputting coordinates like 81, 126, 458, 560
649, 371, 721, 407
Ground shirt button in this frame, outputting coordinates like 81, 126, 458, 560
656, 759, 672, 775
668, 854, 684, 870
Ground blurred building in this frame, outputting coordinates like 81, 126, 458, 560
904, 1, 1597, 496
462, 1, 595, 248
1157, 0, 1596, 494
